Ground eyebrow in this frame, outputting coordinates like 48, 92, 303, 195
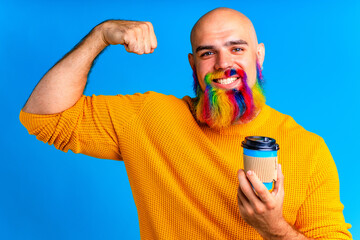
195, 39, 248, 53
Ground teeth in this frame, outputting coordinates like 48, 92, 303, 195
216, 77, 238, 85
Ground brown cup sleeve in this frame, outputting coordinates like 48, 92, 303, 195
243, 155, 278, 182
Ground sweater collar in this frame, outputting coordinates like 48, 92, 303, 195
215, 104, 271, 135
182, 96, 271, 136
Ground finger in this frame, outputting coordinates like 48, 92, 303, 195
123, 40, 134, 53
246, 170, 272, 204
134, 27, 145, 54
126, 39, 138, 53
139, 22, 151, 54
237, 185, 252, 212
238, 169, 263, 206
237, 190, 248, 217
143, 31, 151, 54
146, 22, 157, 50
272, 164, 284, 198
143, 39, 151, 54
238, 183, 269, 218
123, 30, 137, 53
143, 23, 153, 54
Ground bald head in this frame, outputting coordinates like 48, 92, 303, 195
190, 8, 258, 52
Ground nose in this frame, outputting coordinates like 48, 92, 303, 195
214, 51, 232, 70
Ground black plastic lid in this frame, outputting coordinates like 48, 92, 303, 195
241, 136, 279, 151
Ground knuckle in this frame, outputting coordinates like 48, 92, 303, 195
266, 202, 276, 210
140, 22, 149, 29
256, 188, 266, 196
247, 208, 254, 217
255, 206, 265, 214
145, 21, 153, 30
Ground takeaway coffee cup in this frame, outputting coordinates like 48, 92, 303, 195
241, 136, 280, 191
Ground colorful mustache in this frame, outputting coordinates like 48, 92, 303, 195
204, 69, 245, 86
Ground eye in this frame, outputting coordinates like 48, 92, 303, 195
200, 51, 214, 57
232, 47, 243, 53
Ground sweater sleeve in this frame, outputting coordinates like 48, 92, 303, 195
19, 93, 150, 160
295, 139, 352, 239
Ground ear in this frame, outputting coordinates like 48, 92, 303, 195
256, 43, 265, 68
188, 53, 195, 70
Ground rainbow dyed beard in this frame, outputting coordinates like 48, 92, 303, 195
193, 64, 266, 128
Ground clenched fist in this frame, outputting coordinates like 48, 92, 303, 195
101, 20, 157, 55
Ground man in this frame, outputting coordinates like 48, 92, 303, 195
20, 7, 352, 239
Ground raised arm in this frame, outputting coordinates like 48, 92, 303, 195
22, 20, 157, 114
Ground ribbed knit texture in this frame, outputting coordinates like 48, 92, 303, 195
20, 92, 352, 239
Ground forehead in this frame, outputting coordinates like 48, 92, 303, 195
195, 25, 251, 45
192, 19, 256, 50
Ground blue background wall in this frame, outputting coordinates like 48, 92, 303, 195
1, 0, 358, 239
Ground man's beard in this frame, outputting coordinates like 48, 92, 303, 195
193, 63, 266, 128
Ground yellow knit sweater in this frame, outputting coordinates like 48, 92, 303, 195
20, 92, 352, 239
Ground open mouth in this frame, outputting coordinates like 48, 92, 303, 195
212, 76, 241, 89
213, 77, 239, 85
